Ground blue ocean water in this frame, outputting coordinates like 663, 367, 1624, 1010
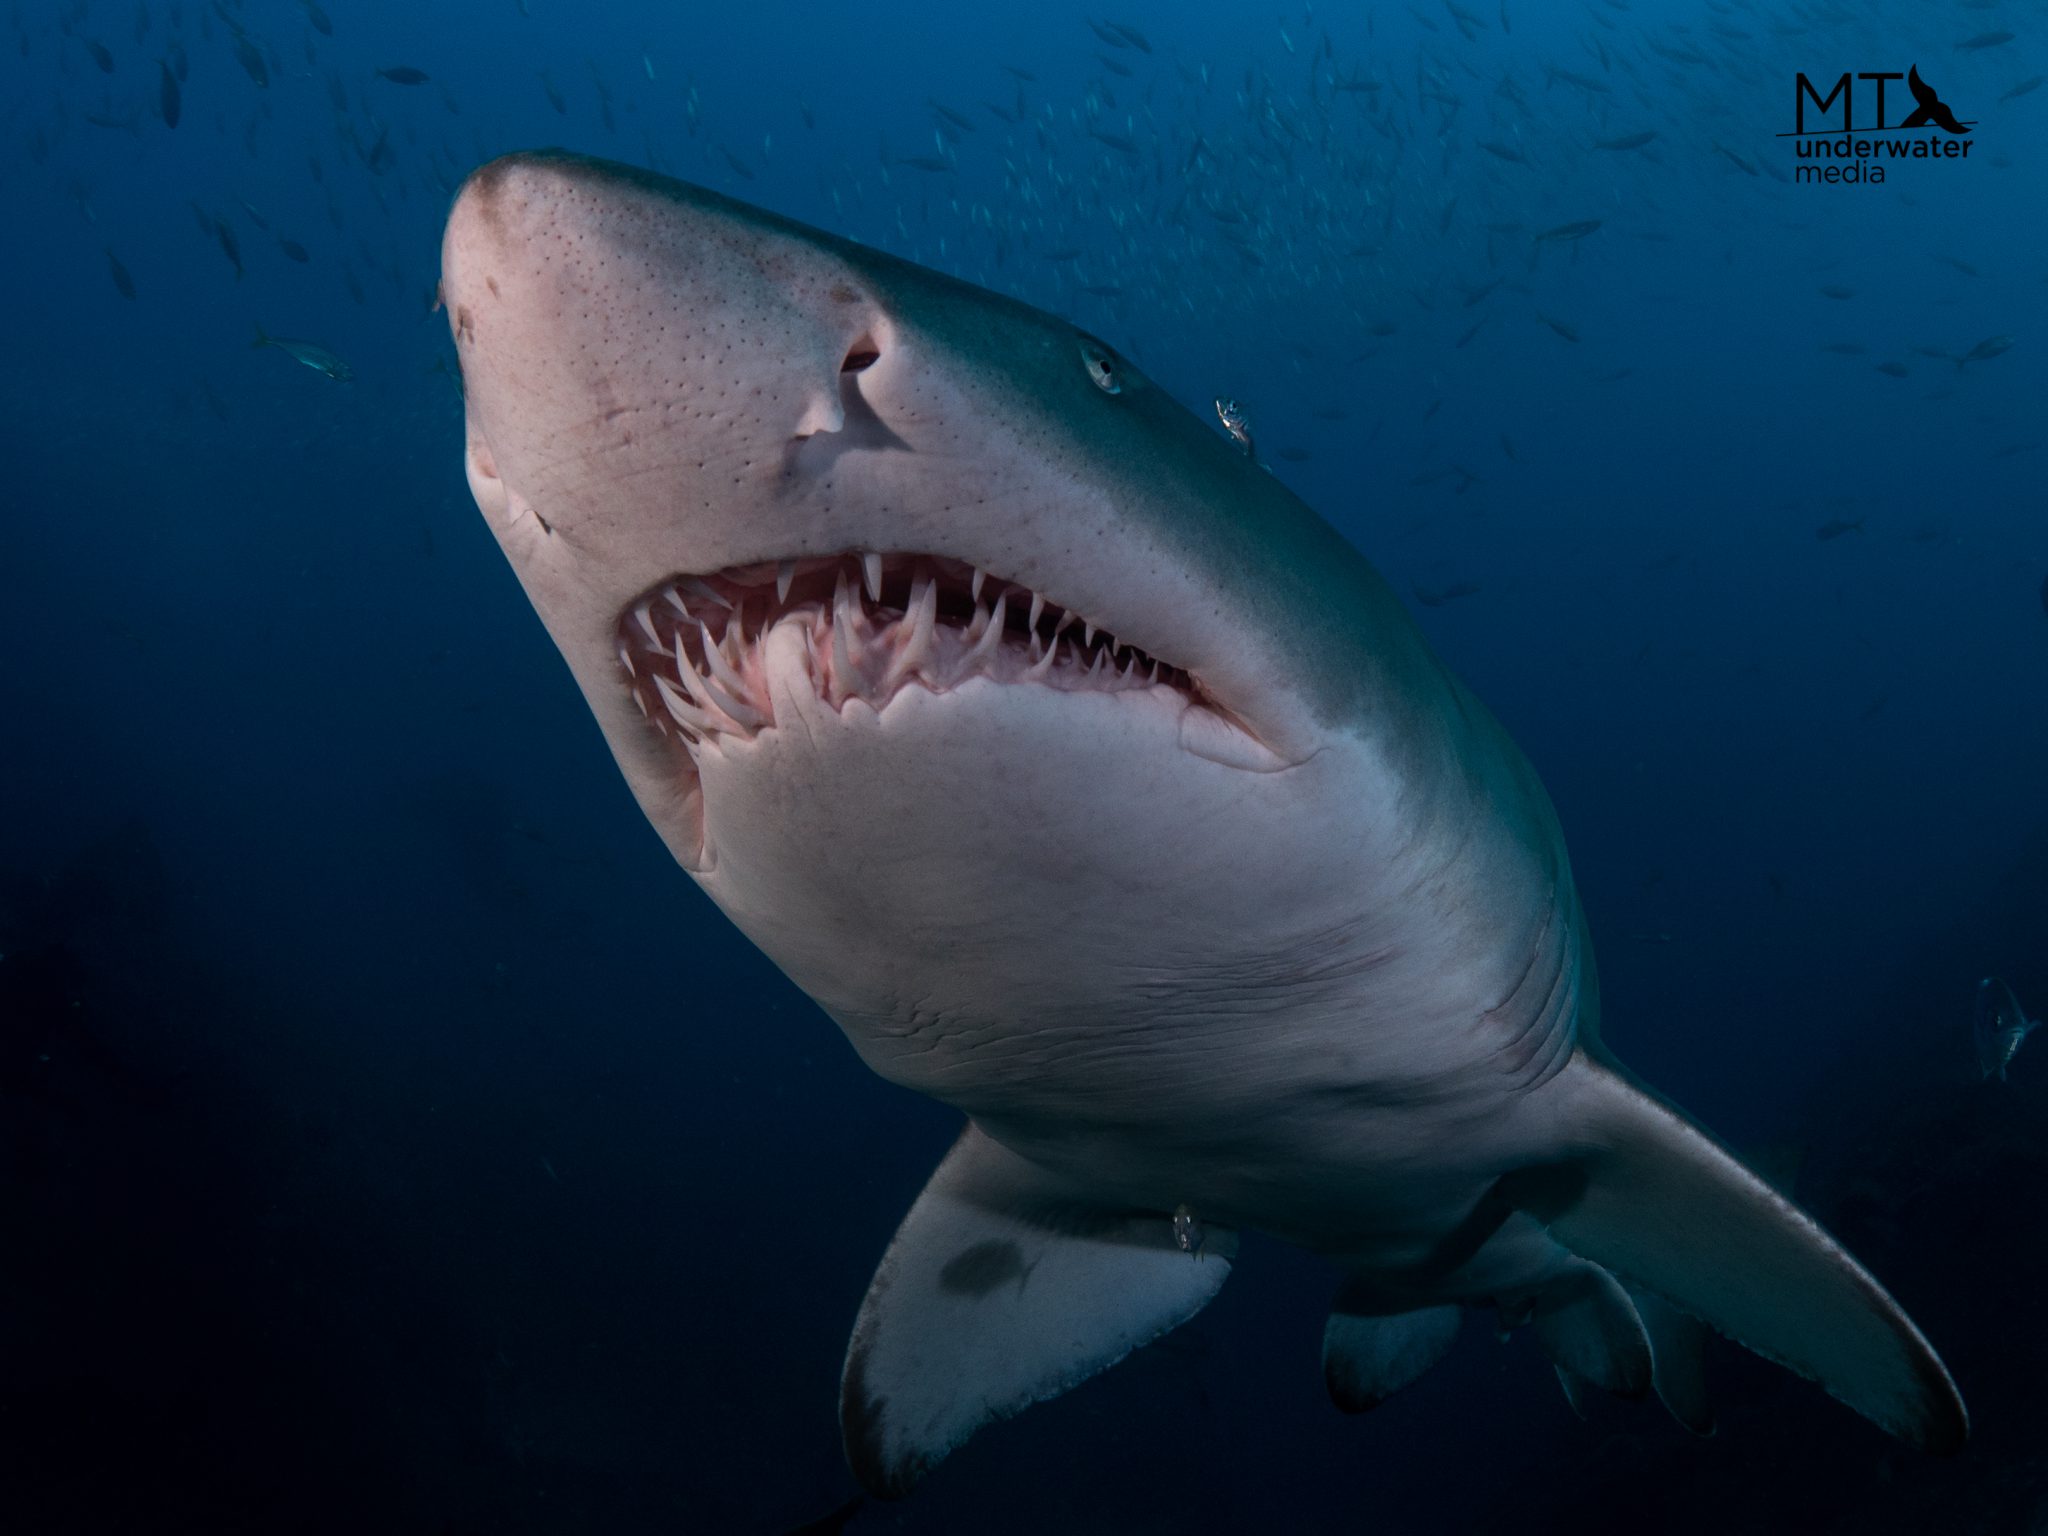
2, 0, 2044, 1530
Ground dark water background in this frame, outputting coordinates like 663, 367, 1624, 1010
3, 0, 2044, 1530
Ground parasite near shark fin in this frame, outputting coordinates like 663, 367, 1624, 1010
1523, 1062, 1966, 1453
840, 1121, 1236, 1498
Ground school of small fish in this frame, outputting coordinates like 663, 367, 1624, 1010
21, 0, 2036, 606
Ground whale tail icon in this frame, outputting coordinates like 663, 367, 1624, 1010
1900, 65, 1969, 133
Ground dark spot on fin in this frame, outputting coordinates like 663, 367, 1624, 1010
937, 1239, 1029, 1296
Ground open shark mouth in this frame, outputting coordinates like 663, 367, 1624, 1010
614, 551, 1220, 754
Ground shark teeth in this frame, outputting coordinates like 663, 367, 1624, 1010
614, 551, 1194, 752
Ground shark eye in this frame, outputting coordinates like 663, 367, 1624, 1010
1078, 337, 1123, 395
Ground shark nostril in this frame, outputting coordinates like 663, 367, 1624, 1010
842, 336, 881, 373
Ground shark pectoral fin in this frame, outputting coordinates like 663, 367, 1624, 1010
840, 1122, 1236, 1499
1321, 1294, 1463, 1414
1629, 1285, 1716, 1436
1529, 1261, 1651, 1400
1526, 1063, 1966, 1452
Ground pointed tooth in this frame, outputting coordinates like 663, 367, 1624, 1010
1087, 649, 1107, 681
699, 620, 754, 701
674, 640, 715, 709
663, 587, 691, 617
1120, 652, 1138, 683
908, 575, 938, 659
832, 606, 856, 702
654, 673, 717, 734
884, 578, 939, 689
837, 567, 874, 642
632, 688, 650, 718
1026, 630, 1058, 680
633, 601, 659, 645
776, 559, 796, 604
829, 574, 859, 701
674, 634, 740, 720
1147, 659, 1161, 685
682, 576, 732, 610
970, 566, 986, 602
1028, 590, 1045, 633
618, 644, 636, 678
965, 593, 1006, 675
833, 571, 861, 647
676, 632, 763, 729
1052, 609, 1076, 638
1082, 619, 1096, 647
702, 673, 767, 730
803, 624, 825, 691
862, 551, 883, 603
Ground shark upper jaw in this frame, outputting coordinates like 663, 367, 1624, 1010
442, 151, 1359, 872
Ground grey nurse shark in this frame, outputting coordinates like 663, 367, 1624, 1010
440, 150, 1965, 1494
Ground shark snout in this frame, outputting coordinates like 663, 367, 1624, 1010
442, 150, 890, 554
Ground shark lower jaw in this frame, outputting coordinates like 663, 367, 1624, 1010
612, 548, 1287, 865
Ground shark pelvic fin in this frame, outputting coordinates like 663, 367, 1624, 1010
1518, 1062, 1966, 1452
1629, 1284, 1716, 1435
1528, 1259, 1652, 1400
1321, 1285, 1463, 1414
840, 1121, 1236, 1498
1554, 1363, 1594, 1419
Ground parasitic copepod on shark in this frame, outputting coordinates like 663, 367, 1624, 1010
439, 150, 1966, 1496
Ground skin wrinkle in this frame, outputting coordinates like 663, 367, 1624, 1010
1484, 889, 1554, 1030
908, 1023, 1308, 1093
1120, 927, 1400, 996
1494, 904, 1569, 1057
1520, 977, 1581, 1093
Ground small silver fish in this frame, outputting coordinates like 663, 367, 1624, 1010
1974, 976, 2039, 1081
1213, 397, 1254, 458
1171, 1202, 1205, 1258
253, 324, 354, 381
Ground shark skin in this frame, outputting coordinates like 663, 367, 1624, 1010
440, 151, 1966, 1495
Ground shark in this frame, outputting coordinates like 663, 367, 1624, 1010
438, 150, 1967, 1496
